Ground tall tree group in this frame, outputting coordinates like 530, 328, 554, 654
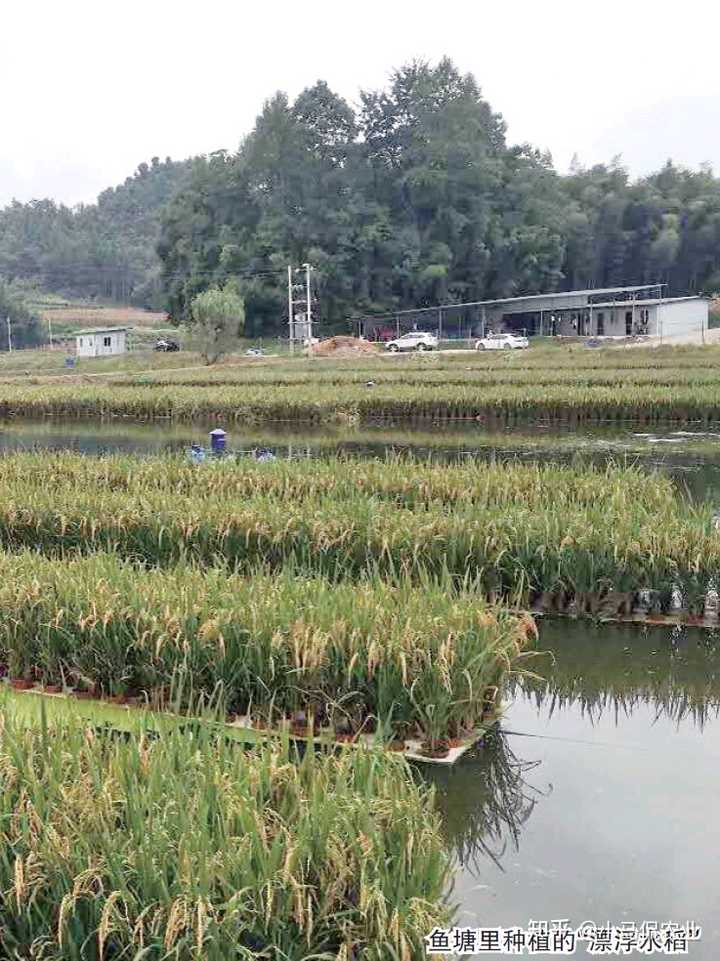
0, 157, 192, 308
158, 59, 720, 333
2, 58, 719, 335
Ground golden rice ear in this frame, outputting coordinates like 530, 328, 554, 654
519, 612, 539, 641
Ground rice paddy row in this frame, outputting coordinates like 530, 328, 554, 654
116, 343, 720, 386
0, 710, 449, 960
0, 453, 716, 616
6, 452, 677, 514
122, 365, 720, 390
0, 553, 531, 750
4, 381, 720, 424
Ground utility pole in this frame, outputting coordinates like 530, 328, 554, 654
287, 265, 294, 355
287, 263, 315, 354
6, 316, 12, 353
47, 312, 54, 350
303, 263, 313, 350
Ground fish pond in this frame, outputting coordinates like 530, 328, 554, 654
3, 417, 720, 956
428, 620, 720, 958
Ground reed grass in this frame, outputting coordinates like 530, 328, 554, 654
0, 553, 531, 743
0, 709, 451, 959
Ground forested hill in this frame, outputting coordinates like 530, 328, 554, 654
159, 60, 720, 334
0, 157, 192, 308
2, 58, 720, 330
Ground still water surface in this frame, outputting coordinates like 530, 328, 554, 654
429, 622, 720, 959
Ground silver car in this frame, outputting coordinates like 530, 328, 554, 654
385, 331, 439, 352
475, 332, 529, 351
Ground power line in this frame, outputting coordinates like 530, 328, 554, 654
0, 265, 290, 290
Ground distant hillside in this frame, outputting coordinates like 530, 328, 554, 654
0, 157, 192, 308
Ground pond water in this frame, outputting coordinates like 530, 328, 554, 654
4, 416, 720, 954
429, 621, 720, 959
4, 417, 720, 502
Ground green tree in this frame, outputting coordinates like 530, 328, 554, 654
189, 282, 245, 364
149, 58, 720, 329
0, 158, 192, 307
0, 281, 43, 351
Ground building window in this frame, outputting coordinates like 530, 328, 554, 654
78, 338, 83, 347
103, 336, 112, 347
597, 312, 605, 336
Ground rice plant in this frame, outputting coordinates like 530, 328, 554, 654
0, 706, 452, 959
0, 453, 714, 616
0, 553, 531, 746
3, 378, 720, 424
0, 451, 679, 515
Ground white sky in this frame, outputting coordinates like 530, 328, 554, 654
2, 0, 719, 207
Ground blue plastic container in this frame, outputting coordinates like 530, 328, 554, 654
209, 428, 227, 453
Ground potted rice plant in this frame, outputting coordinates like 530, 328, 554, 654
8, 648, 35, 690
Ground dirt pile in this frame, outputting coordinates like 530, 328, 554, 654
312, 336, 379, 358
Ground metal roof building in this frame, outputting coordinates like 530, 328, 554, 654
355, 284, 709, 343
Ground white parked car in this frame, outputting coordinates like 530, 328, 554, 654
385, 331, 439, 352
475, 332, 529, 351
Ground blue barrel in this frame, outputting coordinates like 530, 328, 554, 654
209, 428, 227, 453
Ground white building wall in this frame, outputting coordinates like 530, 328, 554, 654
75, 331, 127, 358
651, 299, 708, 338
596, 309, 629, 336
557, 299, 709, 339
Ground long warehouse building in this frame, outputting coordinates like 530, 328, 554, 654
357, 285, 709, 342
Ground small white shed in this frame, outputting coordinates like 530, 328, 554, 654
75, 327, 128, 358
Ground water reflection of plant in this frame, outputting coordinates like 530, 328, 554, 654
511, 622, 720, 729
425, 730, 546, 872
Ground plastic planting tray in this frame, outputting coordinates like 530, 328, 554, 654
0, 683, 491, 766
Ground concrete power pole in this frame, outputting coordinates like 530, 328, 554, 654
287, 265, 294, 355
6, 316, 12, 353
303, 263, 313, 351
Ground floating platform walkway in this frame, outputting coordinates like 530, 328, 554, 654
0, 682, 490, 767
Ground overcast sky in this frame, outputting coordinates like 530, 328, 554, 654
2, 0, 718, 207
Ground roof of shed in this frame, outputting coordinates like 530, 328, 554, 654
588, 296, 707, 308
74, 327, 129, 335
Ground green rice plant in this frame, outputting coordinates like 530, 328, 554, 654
0, 553, 530, 743
0, 450, 681, 517
0, 453, 714, 617
0, 706, 452, 959
4, 374, 720, 424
